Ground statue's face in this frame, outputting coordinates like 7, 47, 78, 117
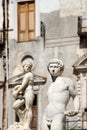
23, 63, 32, 72
48, 63, 60, 77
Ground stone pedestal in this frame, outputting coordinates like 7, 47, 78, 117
7, 122, 28, 130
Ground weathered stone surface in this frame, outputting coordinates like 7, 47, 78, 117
7, 122, 27, 130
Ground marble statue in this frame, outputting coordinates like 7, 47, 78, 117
42, 59, 79, 130
12, 59, 34, 130
7, 54, 47, 130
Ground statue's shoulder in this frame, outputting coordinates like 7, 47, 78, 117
56, 76, 64, 81
56, 77, 74, 85
24, 72, 33, 78
56, 76, 70, 81
63, 77, 74, 85
56, 76, 65, 83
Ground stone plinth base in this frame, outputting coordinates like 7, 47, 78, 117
7, 122, 28, 130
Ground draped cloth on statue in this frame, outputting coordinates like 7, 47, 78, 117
60, 0, 86, 17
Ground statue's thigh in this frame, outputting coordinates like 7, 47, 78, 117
51, 115, 65, 130
41, 114, 49, 130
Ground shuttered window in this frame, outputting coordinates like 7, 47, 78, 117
18, 1, 35, 42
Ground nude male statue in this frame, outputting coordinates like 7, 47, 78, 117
42, 59, 79, 130
12, 59, 34, 130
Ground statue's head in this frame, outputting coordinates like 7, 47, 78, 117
47, 59, 64, 80
22, 59, 33, 72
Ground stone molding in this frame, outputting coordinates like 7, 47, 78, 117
45, 36, 79, 47
73, 53, 87, 75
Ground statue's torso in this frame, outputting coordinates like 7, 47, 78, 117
45, 77, 73, 119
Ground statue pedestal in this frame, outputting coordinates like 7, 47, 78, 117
7, 122, 30, 130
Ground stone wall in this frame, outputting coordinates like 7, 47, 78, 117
7, 11, 81, 128
1, 3, 87, 130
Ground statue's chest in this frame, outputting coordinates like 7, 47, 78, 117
48, 78, 69, 94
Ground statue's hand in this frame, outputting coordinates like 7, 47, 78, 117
64, 110, 78, 117
12, 85, 20, 98
12, 91, 18, 98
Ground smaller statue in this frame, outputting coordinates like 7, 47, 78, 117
42, 59, 80, 130
12, 59, 34, 130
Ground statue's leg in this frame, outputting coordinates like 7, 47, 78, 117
24, 88, 34, 110
24, 108, 33, 130
42, 114, 50, 130
51, 114, 65, 130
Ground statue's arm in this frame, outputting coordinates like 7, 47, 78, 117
73, 95, 80, 112
65, 95, 80, 116
69, 83, 80, 111
19, 72, 33, 92
18, 75, 29, 92
14, 73, 33, 97
65, 80, 80, 117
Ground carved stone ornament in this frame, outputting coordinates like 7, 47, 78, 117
73, 53, 87, 75
17, 52, 35, 72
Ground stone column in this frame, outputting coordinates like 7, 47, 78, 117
76, 74, 83, 129
37, 86, 42, 130
77, 73, 87, 129
81, 75, 87, 129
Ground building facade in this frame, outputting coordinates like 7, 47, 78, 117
0, 0, 87, 130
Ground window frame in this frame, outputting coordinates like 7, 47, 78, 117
17, 0, 36, 42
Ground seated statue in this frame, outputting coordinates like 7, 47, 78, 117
42, 59, 79, 130
12, 59, 34, 130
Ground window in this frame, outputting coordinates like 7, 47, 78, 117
18, 1, 35, 42
80, 35, 87, 48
